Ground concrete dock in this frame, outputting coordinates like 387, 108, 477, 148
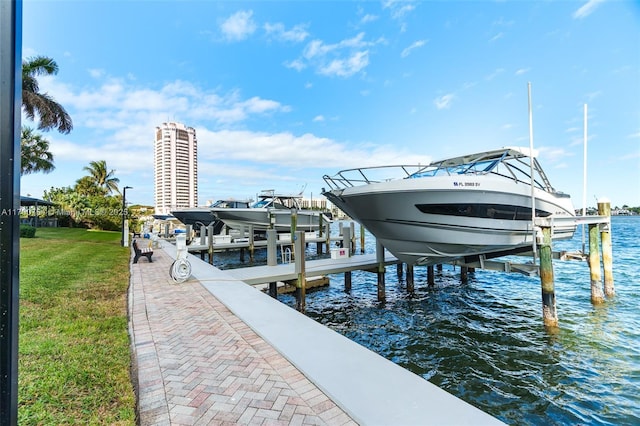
129, 241, 505, 425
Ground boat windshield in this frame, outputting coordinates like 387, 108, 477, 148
252, 199, 273, 208
323, 147, 558, 193
252, 197, 300, 209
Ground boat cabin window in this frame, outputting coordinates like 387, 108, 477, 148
252, 199, 272, 208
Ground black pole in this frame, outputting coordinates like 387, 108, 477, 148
121, 186, 131, 246
0, 1, 22, 424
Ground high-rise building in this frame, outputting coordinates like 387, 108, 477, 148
154, 122, 198, 215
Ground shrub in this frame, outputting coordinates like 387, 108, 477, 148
20, 225, 37, 238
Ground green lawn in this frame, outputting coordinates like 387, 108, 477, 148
19, 228, 136, 425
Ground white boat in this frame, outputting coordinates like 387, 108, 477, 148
171, 199, 251, 234
322, 147, 576, 265
211, 190, 332, 235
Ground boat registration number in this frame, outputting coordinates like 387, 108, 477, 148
453, 182, 480, 187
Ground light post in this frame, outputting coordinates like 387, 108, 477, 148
121, 186, 132, 246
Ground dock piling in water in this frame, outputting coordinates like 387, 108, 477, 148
589, 223, 604, 304
345, 271, 352, 292
406, 264, 414, 293
598, 199, 614, 297
207, 224, 214, 265
539, 226, 558, 327
427, 265, 435, 287
294, 231, 306, 312
376, 240, 386, 302
343, 226, 352, 255
460, 266, 469, 283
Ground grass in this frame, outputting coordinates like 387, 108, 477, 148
19, 228, 136, 425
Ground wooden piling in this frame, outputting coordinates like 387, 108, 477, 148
396, 262, 403, 280
248, 225, 255, 262
343, 226, 352, 255
266, 229, 277, 266
294, 231, 306, 312
539, 226, 558, 327
360, 224, 365, 253
324, 223, 331, 253
345, 271, 352, 292
290, 208, 297, 259
460, 266, 468, 283
376, 240, 385, 302
406, 264, 414, 293
207, 223, 214, 265
268, 282, 277, 299
427, 265, 435, 286
589, 223, 605, 304
350, 222, 356, 254
598, 199, 615, 297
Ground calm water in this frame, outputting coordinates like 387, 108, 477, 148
212, 217, 640, 425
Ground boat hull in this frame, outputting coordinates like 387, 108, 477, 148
211, 208, 328, 234
324, 175, 575, 265
171, 208, 219, 228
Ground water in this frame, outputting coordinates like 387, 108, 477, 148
212, 217, 640, 425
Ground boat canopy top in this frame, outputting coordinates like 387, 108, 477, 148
209, 199, 252, 208
323, 147, 562, 194
251, 189, 304, 209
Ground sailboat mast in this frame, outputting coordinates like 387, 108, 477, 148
528, 82, 537, 261
582, 103, 588, 253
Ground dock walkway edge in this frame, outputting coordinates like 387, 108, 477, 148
160, 242, 504, 426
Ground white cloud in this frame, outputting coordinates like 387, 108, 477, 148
383, 0, 416, 20
88, 69, 104, 78
434, 94, 455, 110
573, 0, 605, 19
284, 58, 307, 71
221, 10, 256, 41
294, 33, 381, 78
319, 50, 369, 78
361, 14, 378, 24
401, 40, 427, 58
489, 32, 504, 42
264, 22, 309, 42
313, 115, 325, 122
486, 68, 505, 80
515, 68, 530, 75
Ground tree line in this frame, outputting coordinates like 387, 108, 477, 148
22, 56, 126, 230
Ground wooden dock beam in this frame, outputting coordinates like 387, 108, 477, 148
207, 223, 214, 265
539, 226, 558, 327
598, 199, 614, 297
345, 271, 352, 292
589, 222, 604, 304
267, 230, 277, 299
376, 240, 385, 302
294, 231, 306, 312
406, 264, 414, 293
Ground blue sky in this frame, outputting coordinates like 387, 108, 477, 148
20, 0, 640, 209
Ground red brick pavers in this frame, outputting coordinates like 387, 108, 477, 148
129, 248, 357, 425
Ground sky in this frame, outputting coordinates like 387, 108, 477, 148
19, 0, 640, 209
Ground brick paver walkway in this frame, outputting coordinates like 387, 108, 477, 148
129, 248, 357, 425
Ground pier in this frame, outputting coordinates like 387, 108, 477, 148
130, 241, 504, 425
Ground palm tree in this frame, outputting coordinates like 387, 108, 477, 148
20, 126, 54, 175
22, 56, 73, 134
82, 160, 120, 195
